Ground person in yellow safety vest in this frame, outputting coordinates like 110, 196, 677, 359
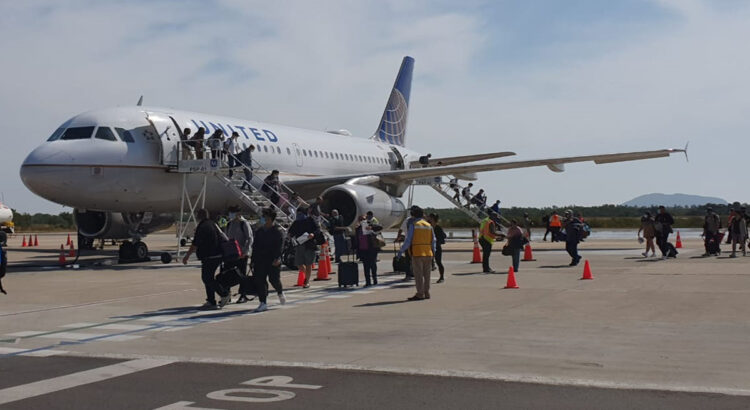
398, 206, 436, 301
548, 211, 562, 242
479, 214, 502, 273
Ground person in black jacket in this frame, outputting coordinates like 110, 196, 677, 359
182, 209, 230, 309
288, 205, 320, 288
351, 214, 383, 287
654, 205, 676, 259
427, 213, 447, 283
251, 208, 285, 312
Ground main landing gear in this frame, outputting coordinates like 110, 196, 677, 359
118, 240, 150, 263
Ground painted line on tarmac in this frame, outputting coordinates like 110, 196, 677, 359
58, 351, 750, 398
0, 289, 197, 318
0, 347, 67, 357
0, 358, 174, 406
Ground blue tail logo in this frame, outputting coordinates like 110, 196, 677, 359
375, 56, 414, 147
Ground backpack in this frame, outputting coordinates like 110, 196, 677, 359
580, 223, 591, 240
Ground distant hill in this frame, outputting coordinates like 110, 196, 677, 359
622, 193, 727, 207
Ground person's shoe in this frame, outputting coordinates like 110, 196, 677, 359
407, 294, 424, 301
278, 293, 286, 305
219, 294, 231, 308
303, 283, 310, 289
651, 252, 656, 257
702, 253, 710, 257
363, 283, 371, 288
662, 255, 668, 260
373, 280, 378, 285
436, 277, 444, 283
236, 295, 249, 304
730, 253, 737, 258
254, 302, 268, 312
200, 301, 217, 309
642, 252, 649, 257
424, 293, 431, 299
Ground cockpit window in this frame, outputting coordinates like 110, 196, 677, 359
115, 127, 135, 143
95, 127, 117, 141
47, 127, 66, 141
60, 126, 95, 140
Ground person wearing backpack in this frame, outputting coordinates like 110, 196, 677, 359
225, 206, 254, 303
563, 210, 583, 266
654, 205, 676, 259
182, 209, 230, 309
702, 207, 722, 257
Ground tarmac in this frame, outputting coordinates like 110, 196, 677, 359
1, 231, 750, 409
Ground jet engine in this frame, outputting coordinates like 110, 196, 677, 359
320, 184, 406, 228
74, 209, 174, 239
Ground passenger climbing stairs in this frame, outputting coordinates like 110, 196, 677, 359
430, 182, 509, 227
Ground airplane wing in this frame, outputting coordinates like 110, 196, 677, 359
283, 148, 686, 193
408, 151, 516, 167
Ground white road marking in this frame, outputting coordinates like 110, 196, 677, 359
323, 295, 352, 299
6, 331, 46, 337
99, 334, 143, 342
60, 323, 97, 328
0, 358, 174, 405
94, 324, 153, 331
38, 332, 108, 341
137, 315, 185, 322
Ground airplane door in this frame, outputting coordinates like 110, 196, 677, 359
145, 112, 180, 166
292, 143, 303, 167
389, 146, 405, 170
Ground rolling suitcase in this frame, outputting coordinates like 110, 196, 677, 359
216, 264, 243, 296
338, 253, 359, 288
663, 242, 678, 258
392, 246, 411, 275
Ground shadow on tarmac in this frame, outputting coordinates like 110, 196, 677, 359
353, 299, 411, 307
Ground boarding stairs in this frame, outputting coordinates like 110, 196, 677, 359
430, 182, 509, 227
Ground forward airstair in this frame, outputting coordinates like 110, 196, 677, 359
430, 182, 509, 227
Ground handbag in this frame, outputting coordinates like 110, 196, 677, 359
501, 244, 513, 256
375, 233, 386, 248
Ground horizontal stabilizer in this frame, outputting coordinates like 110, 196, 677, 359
409, 151, 516, 167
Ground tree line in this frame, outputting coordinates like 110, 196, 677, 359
10, 210, 75, 231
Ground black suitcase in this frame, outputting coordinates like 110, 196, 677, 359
338, 253, 359, 288
391, 244, 411, 274
216, 265, 243, 296
663, 242, 678, 258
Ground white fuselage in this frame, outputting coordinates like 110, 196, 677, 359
20, 106, 421, 213
0, 203, 11, 224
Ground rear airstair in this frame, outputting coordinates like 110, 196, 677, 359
430, 181, 509, 227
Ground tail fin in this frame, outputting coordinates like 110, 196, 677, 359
373, 56, 414, 147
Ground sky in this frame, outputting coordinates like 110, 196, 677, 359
1, 0, 749, 213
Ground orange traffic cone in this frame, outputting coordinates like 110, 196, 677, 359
68, 242, 76, 258
34, 235, 39, 247
314, 250, 331, 281
471, 229, 482, 263
581, 260, 593, 280
675, 231, 682, 249
504, 266, 519, 289
66, 234, 71, 246
324, 242, 333, 274
59, 244, 67, 265
295, 267, 306, 287
21, 235, 27, 247
522, 244, 535, 261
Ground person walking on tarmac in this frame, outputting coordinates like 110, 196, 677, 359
397, 206, 435, 300
427, 213, 447, 283
542, 214, 551, 241
702, 207, 721, 257
352, 214, 383, 287
182, 209, 230, 309
637, 211, 657, 258
225, 206, 254, 303
563, 210, 583, 266
251, 208, 285, 312
328, 209, 348, 263
654, 205, 676, 259
288, 206, 320, 288
479, 213, 501, 273
548, 211, 562, 242
729, 206, 748, 258
504, 219, 525, 273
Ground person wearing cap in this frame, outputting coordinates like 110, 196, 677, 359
702, 207, 721, 257
637, 211, 657, 257
729, 206, 748, 258
563, 210, 583, 266
398, 206, 436, 300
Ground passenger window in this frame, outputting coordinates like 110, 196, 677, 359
95, 127, 117, 141
264, 146, 268, 152
277, 147, 281, 154
314, 151, 319, 158
60, 126, 95, 140
286, 147, 291, 155
115, 128, 135, 143
47, 127, 66, 141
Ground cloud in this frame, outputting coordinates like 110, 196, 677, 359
1, 0, 749, 213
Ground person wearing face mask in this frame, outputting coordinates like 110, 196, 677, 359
250, 208, 285, 312
352, 213, 383, 287
225, 206, 254, 303
288, 206, 320, 288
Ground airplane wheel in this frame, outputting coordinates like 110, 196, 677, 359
160, 252, 172, 264
134, 241, 149, 260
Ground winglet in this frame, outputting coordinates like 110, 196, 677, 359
683, 141, 689, 162
137, 95, 143, 106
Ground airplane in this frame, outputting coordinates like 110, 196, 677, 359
20, 56, 686, 260
0, 202, 13, 234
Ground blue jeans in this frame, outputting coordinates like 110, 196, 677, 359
566, 241, 580, 264
511, 249, 521, 272
360, 249, 378, 285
